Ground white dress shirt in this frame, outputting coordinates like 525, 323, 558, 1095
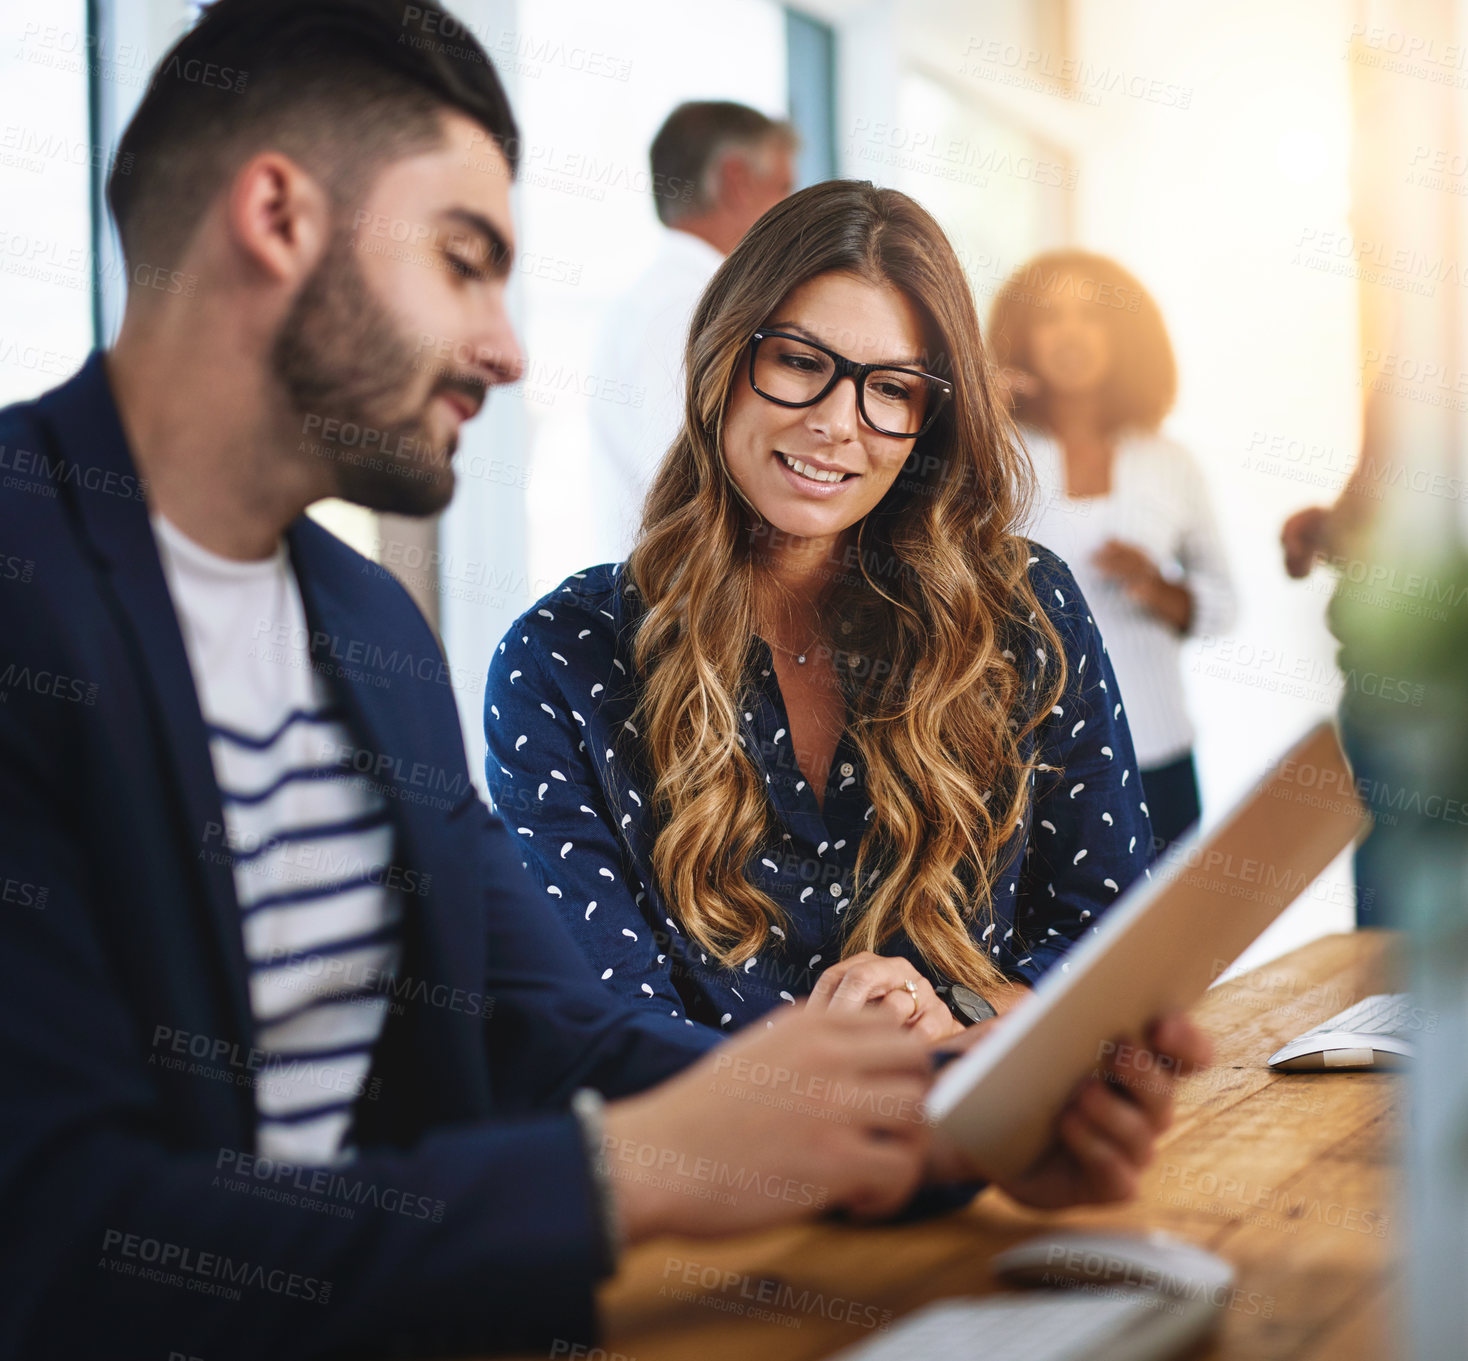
1022, 427, 1238, 768
587, 228, 724, 561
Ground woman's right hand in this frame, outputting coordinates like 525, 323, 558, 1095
1280, 505, 1337, 579
808, 951, 964, 1043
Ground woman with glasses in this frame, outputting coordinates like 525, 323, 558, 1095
484, 181, 1164, 1049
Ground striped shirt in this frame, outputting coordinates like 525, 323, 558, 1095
153, 514, 401, 1165
1023, 428, 1238, 768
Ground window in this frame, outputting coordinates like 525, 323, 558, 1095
0, 1, 95, 407
786, 9, 837, 188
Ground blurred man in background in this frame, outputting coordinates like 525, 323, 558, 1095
588, 100, 797, 560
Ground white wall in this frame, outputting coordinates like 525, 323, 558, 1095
436, 0, 789, 793
1066, 0, 1362, 967
511, 0, 787, 596
0, 1, 104, 407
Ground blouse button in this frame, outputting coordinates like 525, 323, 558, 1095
839, 762, 855, 778
829, 883, 842, 897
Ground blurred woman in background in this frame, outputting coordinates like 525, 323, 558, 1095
989, 251, 1236, 853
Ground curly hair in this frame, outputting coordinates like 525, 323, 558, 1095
623, 179, 1066, 993
987, 249, 1176, 433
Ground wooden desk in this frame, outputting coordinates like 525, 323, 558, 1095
586, 931, 1403, 1361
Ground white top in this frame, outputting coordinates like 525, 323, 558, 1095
1022, 428, 1237, 767
587, 228, 725, 560
152, 514, 403, 1165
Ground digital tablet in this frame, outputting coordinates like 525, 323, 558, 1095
929, 720, 1371, 1179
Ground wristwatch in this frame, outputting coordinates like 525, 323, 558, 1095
570, 1087, 623, 1275
938, 982, 997, 1025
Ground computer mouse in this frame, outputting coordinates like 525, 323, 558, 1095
1267, 1032, 1414, 1071
992, 1230, 1235, 1297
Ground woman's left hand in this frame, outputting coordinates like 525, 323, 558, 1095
808, 951, 964, 1043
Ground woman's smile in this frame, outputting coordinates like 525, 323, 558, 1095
774, 449, 860, 493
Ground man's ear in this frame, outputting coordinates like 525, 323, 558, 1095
717, 148, 755, 211
225, 151, 331, 286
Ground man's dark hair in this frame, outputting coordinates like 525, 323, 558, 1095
649, 101, 795, 227
107, 0, 518, 268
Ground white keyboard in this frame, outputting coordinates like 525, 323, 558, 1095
830, 1286, 1223, 1361
1294, 992, 1415, 1039
1268, 992, 1419, 1070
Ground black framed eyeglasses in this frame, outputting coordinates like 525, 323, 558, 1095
748, 329, 953, 439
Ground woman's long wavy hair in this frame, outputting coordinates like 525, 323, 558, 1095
623, 179, 1066, 993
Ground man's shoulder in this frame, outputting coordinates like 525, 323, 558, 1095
290, 514, 427, 626
0, 390, 56, 514
0, 386, 45, 437
596, 233, 719, 345
0, 391, 96, 565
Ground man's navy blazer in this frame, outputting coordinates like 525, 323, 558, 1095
0, 355, 717, 1360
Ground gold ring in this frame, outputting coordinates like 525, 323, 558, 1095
904, 978, 920, 1019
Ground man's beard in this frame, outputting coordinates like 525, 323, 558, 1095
270, 229, 479, 517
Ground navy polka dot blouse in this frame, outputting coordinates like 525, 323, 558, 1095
483, 543, 1154, 1033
